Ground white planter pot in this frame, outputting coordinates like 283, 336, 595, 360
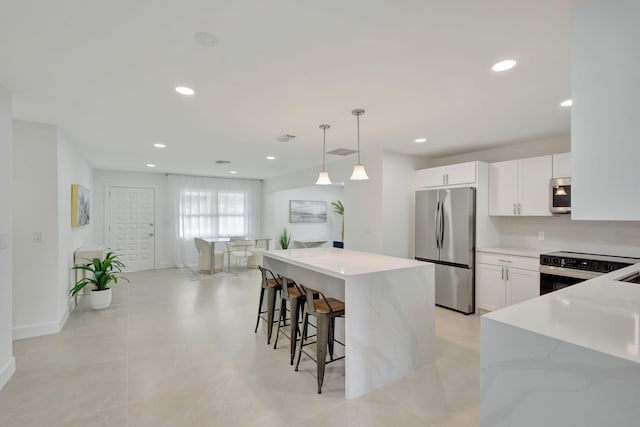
89, 288, 112, 310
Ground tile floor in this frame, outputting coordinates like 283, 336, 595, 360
0, 268, 481, 427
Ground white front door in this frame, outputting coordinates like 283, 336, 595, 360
107, 186, 155, 272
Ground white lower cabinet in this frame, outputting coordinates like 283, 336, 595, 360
476, 253, 540, 311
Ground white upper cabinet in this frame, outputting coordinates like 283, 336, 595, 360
488, 160, 518, 215
552, 152, 571, 178
572, 1, 640, 220
414, 162, 476, 189
489, 155, 552, 216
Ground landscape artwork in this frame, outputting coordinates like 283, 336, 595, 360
290, 200, 327, 223
71, 184, 90, 227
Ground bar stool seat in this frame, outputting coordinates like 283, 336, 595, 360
295, 286, 345, 394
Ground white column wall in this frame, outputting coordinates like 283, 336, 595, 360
12, 121, 61, 337
56, 130, 93, 320
0, 84, 15, 389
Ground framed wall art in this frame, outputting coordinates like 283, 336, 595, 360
289, 200, 327, 223
71, 184, 90, 227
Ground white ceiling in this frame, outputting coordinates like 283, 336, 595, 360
0, 0, 582, 179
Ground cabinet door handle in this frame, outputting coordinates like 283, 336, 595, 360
498, 259, 512, 263
513, 203, 516, 215
446, 174, 449, 185
505, 268, 509, 281
501, 267, 504, 280
443, 174, 446, 185
518, 203, 522, 215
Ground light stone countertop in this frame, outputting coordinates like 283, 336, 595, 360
476, 246, 548, 259
264, 247, 429, 278
484, 263, 640, 364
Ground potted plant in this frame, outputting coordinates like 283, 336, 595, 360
70, 251, 129, 310
331, 200, 344, 248
279, 228, 291, 249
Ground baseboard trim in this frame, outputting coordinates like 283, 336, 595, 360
0, 356, 16, 390
13, 303, 72, 341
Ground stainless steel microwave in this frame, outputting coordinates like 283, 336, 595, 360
550, 177, 571, 214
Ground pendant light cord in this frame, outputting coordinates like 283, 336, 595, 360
356, 115, 361, 164
323, 127, 327, 170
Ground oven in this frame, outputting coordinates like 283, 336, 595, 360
539, 252, 640, 296
539, 265, 600, 295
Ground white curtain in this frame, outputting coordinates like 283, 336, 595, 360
168, 174, 262, 268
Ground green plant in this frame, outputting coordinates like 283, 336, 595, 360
279, 228, 291, 249
69, 251, 130, 297
331, 200, 344, 242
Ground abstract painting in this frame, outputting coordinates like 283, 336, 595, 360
71, 184, 90, 227
290, 200, 327, 223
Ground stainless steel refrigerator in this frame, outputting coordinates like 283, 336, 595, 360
415, 187, 475, 314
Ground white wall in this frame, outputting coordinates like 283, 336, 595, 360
0, 84, 15, 389
571, 0, 640, 220
56, 130, 93, 321
428, 135, 570, 167
264, 150, 419, 257
382, 152, 415, 258
11, 121, 94, 339
12, 121, 60, 334
498, 216, 640, 258
93, 169, 174, 269
266, 185, 343, 248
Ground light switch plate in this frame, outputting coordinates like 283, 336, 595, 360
0, 233, 8, 250
32, 232, 42, 243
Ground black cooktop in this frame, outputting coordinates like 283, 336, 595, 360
540, 251, 640, 273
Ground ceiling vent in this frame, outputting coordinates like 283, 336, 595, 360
327, 148, 357, 156
277, 134, 296, 142
215, 160, 231, 164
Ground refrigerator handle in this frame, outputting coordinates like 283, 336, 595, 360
439, 199, 445, 249
434, 200, 441, 249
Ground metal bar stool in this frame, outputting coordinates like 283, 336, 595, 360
295, 286, 345, 394
273, 277, 319, 365
255, 266, 283, 344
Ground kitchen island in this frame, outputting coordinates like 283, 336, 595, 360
481, 263, 640, 427
263, 247, 435, 399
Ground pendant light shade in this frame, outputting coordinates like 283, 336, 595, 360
554, 186, 567, 196
350, 109, 369, 181
315, 124, 332, 185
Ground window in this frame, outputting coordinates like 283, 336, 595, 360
179, 190, 247, 238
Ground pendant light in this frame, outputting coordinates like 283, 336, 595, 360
350, 108, 369, 180
555, 186, 567, 196
315, 124, 332, 185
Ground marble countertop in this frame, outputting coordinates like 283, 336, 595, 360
476, 247, 548, 258
484, 263, 640, 364
263, 247, 429, 278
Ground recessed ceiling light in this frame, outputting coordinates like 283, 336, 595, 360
153, 143, 166, 148
492, 59, 517, 72
230, 170, 237, 174
266, 156, 276, 160
414, 138, 427, 143
175, 86, 195, 96
194, 32, 216, 47
560, 99, 573, 107
146, 164, 156, 168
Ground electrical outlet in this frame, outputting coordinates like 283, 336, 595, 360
32, 232, 42, 243
538, 231, 545, 241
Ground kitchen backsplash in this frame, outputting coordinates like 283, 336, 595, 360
496, 215, 640, 258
